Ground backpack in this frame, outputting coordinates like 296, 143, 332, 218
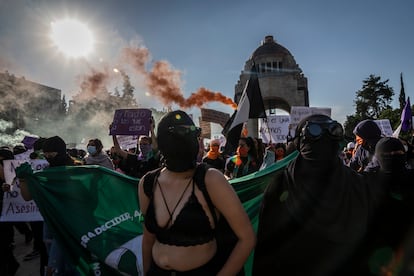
143, 163, 244, 275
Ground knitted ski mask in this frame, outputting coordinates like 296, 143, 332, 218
157, 110, 201, 172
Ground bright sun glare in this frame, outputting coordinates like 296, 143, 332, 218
50, 19, 94, 58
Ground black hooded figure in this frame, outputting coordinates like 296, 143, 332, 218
253, 114, 385, 276
42, 136, 74, 167
157, 110, 200, 172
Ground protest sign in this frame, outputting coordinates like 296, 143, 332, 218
1, 159, 48, 221
375, 119, 393, 137
289, 106, 331, 137
109, 109, 152, 136
116, 135, 139, 150
259, 115, 290, 144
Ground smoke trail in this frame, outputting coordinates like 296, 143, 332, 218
186, 87, 237, 109
74, 68, 112, 101
120, 46, 237, 109
121, 46, 150, 73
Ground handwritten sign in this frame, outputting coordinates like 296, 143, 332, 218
375, 119, 393, 137
116, 135, 139, 150
259, 115, 290, 144
110, 109, 152, 136
1, 159, 48, 222
289, 106, 332, 137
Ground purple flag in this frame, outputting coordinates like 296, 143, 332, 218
401, 97, 412, 132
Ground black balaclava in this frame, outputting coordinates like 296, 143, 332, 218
42, 136, 68, 167
375, 137, 407, 174
157, 110, 200, 172
294, 114, 343, 164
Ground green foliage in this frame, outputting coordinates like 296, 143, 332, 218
120, 72, 137, 107
378, 107, 400, 129
399, 73, 406, 110
343, 114, 363, 138
344, 74, 396, 137
354, 75, 394, 119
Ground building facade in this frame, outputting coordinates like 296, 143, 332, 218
234, 35, 309, 136
0, 71, 63, 132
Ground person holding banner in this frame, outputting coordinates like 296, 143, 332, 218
224, 137, 260, 179
139, 110, 255, 275
19, 136, 79, 276
253, 114, 387, 275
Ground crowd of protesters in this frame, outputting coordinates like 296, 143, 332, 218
0, 112, 414, 275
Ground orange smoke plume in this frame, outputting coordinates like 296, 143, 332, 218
186, 87, 237, 109
118, 46, 238, 109
121, 47, 150, 73
74, 68, 111, 101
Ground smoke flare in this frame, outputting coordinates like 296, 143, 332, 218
121, 46, 237, 109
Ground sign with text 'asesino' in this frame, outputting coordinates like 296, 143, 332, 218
109, 108, 152, 136
1, 159, 48, 222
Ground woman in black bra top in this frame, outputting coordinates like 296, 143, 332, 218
138, 110, 255, 275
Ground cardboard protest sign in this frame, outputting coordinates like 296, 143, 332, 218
1, 159, 48, 221
289, 106, 331, 138
375, 119, 393, 137
109, 109, 152, 136
259, 115, 290, 144
116, 135, 139, 150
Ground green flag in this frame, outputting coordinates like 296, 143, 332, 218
16, 151, 298, 276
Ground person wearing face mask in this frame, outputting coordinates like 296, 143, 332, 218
202, 139, 225, 172
19, 136, 80, 276
83, 138, 114, 170
253, 114, 387, 276
360, 137, 414, 275
111, 118, 161, 178
398, 137, 414, 169
224, 137, 259, 179
138, 110, 255, 275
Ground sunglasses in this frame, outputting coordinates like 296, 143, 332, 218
300, 120, 344, 141
168, 125, 202, 137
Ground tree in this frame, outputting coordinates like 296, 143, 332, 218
344, 75, 394, 138
120, 71, 137, 107
354, 75, 394, 119
399, 72, 406, 110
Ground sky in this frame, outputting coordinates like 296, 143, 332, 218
0, 0, 413, 130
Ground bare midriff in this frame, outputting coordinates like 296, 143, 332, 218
152, 239, 217, 271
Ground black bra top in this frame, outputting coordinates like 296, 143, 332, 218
144, 179, 215, 246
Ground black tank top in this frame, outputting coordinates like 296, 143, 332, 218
144, 175, 215, 246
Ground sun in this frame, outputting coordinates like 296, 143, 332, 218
50, 19, 95, 58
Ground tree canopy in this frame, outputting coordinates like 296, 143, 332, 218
344, 74, 413, 140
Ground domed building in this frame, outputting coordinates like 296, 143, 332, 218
234, 35, 309, 135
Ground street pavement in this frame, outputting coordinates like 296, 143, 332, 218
14, 230, 40, 276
